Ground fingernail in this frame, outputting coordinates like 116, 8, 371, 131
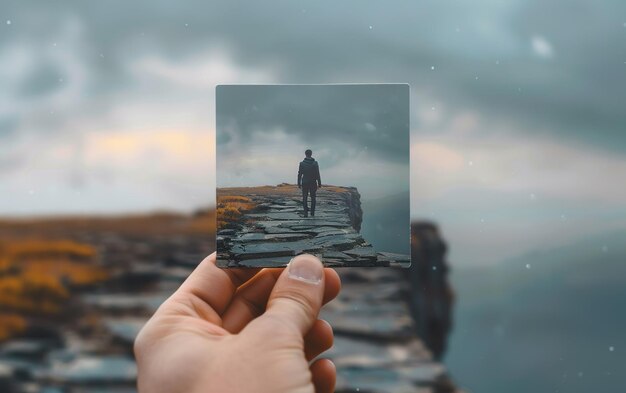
288, 254, 323, 284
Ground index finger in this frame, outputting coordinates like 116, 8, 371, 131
169, 252, 260, 317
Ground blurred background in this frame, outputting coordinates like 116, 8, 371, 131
1, 1, 625, 392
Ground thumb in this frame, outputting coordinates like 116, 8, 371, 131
255, 254, 325, 336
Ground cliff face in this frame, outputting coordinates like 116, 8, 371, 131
407, 222, 455, 361
341, 186, 363, 232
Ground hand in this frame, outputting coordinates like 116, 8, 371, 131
298, 184, 302, 189
318, 184, 322, 188
134, 252, 341, 393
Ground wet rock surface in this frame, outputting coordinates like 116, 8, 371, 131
217, 184, 409, 268
0, 229, 207, 393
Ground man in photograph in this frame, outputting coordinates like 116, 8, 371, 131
297, 149, 322, 217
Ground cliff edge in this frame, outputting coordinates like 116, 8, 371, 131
216, 184, 408, 268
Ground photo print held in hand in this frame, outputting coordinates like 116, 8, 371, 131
216, 84, 411, 268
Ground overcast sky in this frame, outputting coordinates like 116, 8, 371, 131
1, 0, 625, 266
216, 84, 409, 199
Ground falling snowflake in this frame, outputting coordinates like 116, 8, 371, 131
6, 20, 11, 25
495, 60, 500, 65
468, 161, 473, 166
609, 346, 615, 352
475, 76, 479, 80
431, 66, 435, 70
532, 36, 554, 58
525, 264, 531, 269
602, 245, 608, 253
530, 193, 536, 200
432, 266, 437, 271
368, 25, 373, 30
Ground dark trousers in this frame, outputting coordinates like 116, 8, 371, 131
302, 183, 317, 214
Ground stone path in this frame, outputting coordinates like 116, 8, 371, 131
217, 184, 410, 268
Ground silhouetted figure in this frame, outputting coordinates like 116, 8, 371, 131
297, 149, 322, 217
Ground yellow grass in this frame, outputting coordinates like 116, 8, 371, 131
0, 211, 216, 240
216, 195, 256, 229
0, 240, 109, 340
0, 314, 26, 341
322, 185, 352, 194
0, 210, 219, 343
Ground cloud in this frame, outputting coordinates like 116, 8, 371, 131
412, 133, 626, 206
413, 142, 465, 173
3, 0, 626, 153
130, 49, 277, 89
216, 84, 409, 166
410, 112, 626, 265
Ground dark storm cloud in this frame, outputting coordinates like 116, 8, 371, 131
216, 84, 409, 163
0, 117, 17, 138
17, 62, 65, 98
1, 0, 625, 152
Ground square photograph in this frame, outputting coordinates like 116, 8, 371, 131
216, 84, 410, 268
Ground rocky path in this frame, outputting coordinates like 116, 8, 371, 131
217, 184, 410, 268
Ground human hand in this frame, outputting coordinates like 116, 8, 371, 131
298, 184, 302, 189
134, 252, 341, 393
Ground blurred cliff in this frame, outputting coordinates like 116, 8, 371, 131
0, 208, 457, 393
408, 223, 454, 361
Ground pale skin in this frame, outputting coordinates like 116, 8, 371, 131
134, 252, 341, 393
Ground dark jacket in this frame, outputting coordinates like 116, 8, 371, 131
298, 157, 321, 187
